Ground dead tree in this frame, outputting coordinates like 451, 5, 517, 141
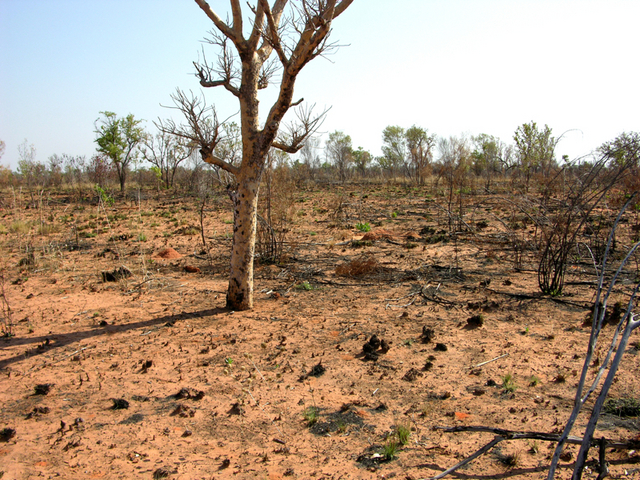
162, 0, 352, 310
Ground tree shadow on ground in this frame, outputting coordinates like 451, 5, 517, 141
0, 307, 226, 371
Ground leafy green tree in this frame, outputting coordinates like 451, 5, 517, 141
325, 131, 353, 182
381, 125, 436, 183
381, 125, 406, 178
352, 146, 372, 178
471, 134, 508, 190
94, 111, 145, 192
599, 131, 640, 195
599, 131, 640, 168
513, 121, 556, 193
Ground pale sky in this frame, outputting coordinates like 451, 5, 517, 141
1, 0, 639, 170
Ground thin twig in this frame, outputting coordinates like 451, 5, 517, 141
472, 353, 508, 368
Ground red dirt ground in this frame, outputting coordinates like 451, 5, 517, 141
1, 184, 639, 480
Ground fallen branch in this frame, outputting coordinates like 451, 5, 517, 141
428, 425, 640, 480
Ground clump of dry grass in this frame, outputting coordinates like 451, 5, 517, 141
335, 255, 380, 277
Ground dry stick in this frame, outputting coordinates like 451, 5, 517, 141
385, 294, 419, 310
472, 353, 508, 368
428, 435, 503, 480
573, 312, 640, 478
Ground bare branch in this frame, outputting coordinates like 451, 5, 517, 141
258, 57, 280, 89
230, 0, 244, 40
201, 150, 240, 177
258, 0, 289, 66
195, 38, 241, 96
263, 1, 349, 139
272, 103, 328, 154
157, 89, 239, 177
194, 0, 240, 45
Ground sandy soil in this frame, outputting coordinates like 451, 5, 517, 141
0, 184, 639, 480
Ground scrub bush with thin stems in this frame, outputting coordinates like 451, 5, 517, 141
548, 194, 640, 480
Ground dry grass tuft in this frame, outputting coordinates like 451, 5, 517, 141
335, 255, 380, 277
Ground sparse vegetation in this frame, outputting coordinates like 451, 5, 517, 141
355, 222, 371, 232
502, 373, 517, 393
395, 423, 411, 445
383, 439, 398, 460
302, 406, 319, 426
0, 158, 639, 479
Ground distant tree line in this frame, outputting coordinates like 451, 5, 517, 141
1, 118, 639, 202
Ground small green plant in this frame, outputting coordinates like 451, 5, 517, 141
395, 423, 411, 446
302, 406, 319, 426
350, 239, 373, 248
502, 373, 517, 393
137, 232, 148, 242
355, 222, 371, 232
383, 439, 398, 460
529, 375, 540, 387
95, 184, 114, 207
224, 357, 234, 366
296, 281, 314, 291
391, 212, 398, 218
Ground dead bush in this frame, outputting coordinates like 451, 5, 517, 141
335, 255, 380, 277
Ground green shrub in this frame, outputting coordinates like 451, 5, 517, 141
502, 373, 517, 393
355, 222, 371, 232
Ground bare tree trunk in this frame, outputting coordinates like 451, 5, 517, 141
162, 0, 353, 311
226, 175, 260, 310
